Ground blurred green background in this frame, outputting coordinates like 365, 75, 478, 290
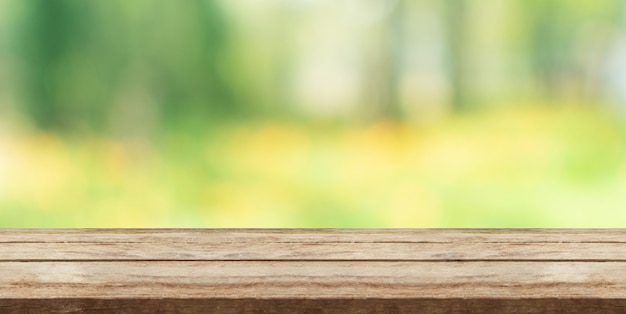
2, 0, 626, 227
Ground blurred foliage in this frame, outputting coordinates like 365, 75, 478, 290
15, 0, 236, 133
1, 0, 626, 227
2, 104, 626, 227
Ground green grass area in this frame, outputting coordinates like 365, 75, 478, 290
2, 104, 626, 227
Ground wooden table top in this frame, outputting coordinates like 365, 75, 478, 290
1, 229, 625, 313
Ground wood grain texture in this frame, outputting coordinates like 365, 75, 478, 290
2, 299, 626, 314
1, 229, 625, 313
3, 229, 626, 261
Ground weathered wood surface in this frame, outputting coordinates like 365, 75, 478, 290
1, 229, 625, 313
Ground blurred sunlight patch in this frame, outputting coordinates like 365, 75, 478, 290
2, 104, 626, 227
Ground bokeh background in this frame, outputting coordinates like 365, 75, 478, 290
1, 0, 626, 227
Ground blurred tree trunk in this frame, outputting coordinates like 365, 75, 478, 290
151, 0, 235, 126
444, 0, 469, 111
19, 0, 96, 131
271, 4, 294, 117
363, 0, 404, 121
382, 0, 404, 120
529, 0, 562, 100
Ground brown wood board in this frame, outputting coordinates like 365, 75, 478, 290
1, 229, 625, 313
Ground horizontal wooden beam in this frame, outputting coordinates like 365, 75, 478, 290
1, 229, 625, 313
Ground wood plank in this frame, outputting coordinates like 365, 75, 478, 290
2, 242, 626, 261
2, 229, 626, 244
2, 298, 626, 314
2, 229, 625, 261
1, 261, 626, 299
